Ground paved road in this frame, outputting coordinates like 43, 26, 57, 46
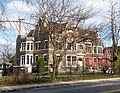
7, 81, 120, 93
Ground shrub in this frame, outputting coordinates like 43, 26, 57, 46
0, 73, 120, 86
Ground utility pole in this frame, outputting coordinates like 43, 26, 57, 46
0, 19, 33, 35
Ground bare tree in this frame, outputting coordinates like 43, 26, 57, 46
0, 0, 6, 28
0, 42, 15, 63
101, 1, 120, 73
24, 0, 98, 79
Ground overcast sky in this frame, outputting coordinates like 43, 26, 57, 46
0, 0, 120, 47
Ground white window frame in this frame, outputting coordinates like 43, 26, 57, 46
93, 46, 103, 54
30, 55, 33, 64
86, 46, 92, 53
27, 42, 30, 50
21, 42, 26, 51
98, 46, 103, 54
93, 46, 97, 54
26, 55, 30, 64
20, 55, 25, 66
66, 55, 77, 67
24, 54, 33, 66
26, 41, 34, 51
72, 56, 77, 66
31, 43, 33, 50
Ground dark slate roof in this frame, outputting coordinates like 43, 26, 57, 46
27, 30, 34, 37
26, 20, 103, 46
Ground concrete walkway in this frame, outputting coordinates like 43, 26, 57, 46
1, 78, 120, 92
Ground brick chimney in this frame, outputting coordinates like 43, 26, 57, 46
18, 19, 25, 35
43, 12, 48, 27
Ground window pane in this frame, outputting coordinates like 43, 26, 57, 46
67, 43, 71, 50
30, 56, 33, 64
98, 47, 102, 53
27, 43, 30, 50
21, 55, 25, 65
94, 58, 97, 62
72, 56, 76, 61
31, 43, 33, 50
21, 56, 23, 65
72, 56, 77, 66
21, 43, 26, 50
86, 46, 92, 53
67, 56, 71, 61
94, 47, 97, 53
27, 55, 29, 64
35, 56, 38, 63
35, 43, 38, 50
72, 43, 76, 50
44, 55, 47, 61
38, 42, 41, 50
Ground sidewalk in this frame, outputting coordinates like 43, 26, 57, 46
1, 78, 120, 92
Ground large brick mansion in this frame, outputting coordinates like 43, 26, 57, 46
16, 18, 104, 73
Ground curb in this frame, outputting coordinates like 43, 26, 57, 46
1, 78, 120, 92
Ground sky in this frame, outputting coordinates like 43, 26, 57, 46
0, 0, 120, 48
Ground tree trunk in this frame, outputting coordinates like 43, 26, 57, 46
51, 50, 57, 80
52, 67, 56, 80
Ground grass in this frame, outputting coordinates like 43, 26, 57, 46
0, 73, 120, 86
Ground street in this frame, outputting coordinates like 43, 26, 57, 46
7, 80, 120, 93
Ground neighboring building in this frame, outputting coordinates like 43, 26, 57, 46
16, 18, 104, 73
103, 46, 120, 68
103, 47, 112, 67
0, 62, 12, 76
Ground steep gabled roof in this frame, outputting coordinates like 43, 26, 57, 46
26, 19, 103, 46
27, 30, 34, 37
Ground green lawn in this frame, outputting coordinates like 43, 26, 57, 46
0, 73, 120, 86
